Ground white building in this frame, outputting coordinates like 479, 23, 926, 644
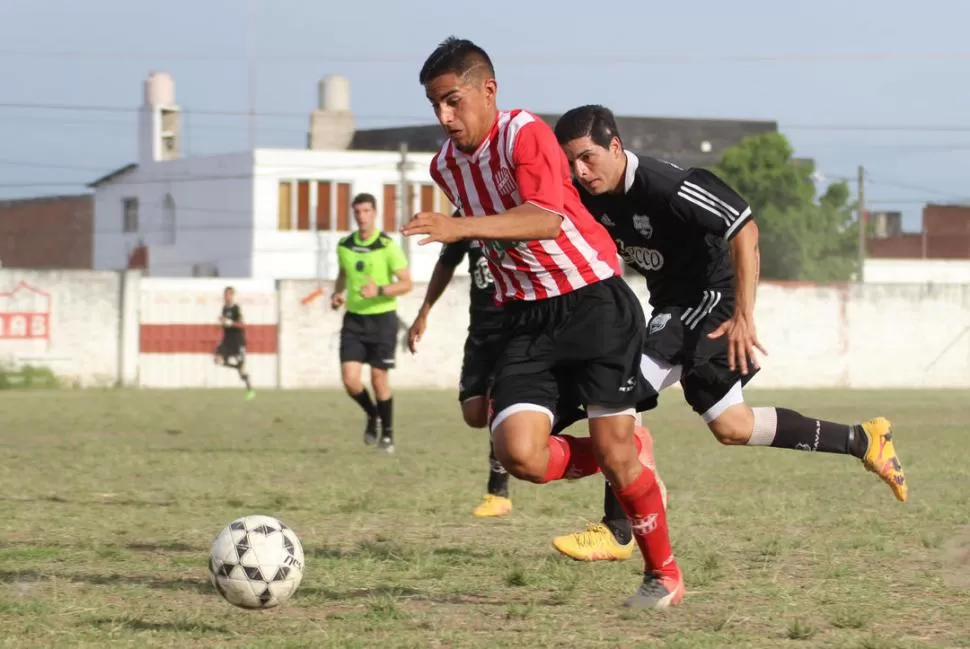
90, 73, 453, 281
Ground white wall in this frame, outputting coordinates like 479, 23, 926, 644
93, 152, 255, 277
865, 258, 970, 284
279, 279, 970, 391
12, 272, 969, 391
0, 270, 124, 387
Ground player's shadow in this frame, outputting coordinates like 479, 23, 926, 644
0, 569, 210, 595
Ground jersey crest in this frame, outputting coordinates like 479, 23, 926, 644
495, 167, 516, 197
632, 214, 653, 239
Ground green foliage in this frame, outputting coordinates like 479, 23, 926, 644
714, 132, 858, 282
0, 364, 60, 390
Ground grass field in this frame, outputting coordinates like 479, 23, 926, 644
0, 388, 968, 649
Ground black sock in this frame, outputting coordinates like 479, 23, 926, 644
602, 482, 632, 545
377, 398, 393, 439
351, 389, 378, 419
240, 373, 252, 390
486, 442, 510, 497
772, 408, 868, 458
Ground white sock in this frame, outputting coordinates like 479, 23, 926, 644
747, 407, 778, 446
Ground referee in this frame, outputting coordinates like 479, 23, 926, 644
332, 192, 412, 453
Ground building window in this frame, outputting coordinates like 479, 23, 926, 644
122, 197, 139, 232
383, 185, 397, 232
161, 194, 176, 244
335, 182, 351, 231
420, 184, 435, 213
296, 180, 310, 231
278, 181, 292, 231
316, 181, 332, 231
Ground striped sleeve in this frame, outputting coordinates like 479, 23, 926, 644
669, 169, 753, 240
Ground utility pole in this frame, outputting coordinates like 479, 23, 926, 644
857, 165, 866, 283
246, 0, 257, 150
397, 142, 411, 262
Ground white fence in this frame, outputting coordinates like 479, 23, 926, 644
1, 269, 968, 389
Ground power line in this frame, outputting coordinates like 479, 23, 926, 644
7, 101, 970, 133
2, 48, 970, 65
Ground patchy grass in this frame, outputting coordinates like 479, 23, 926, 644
0, 388, 967, 648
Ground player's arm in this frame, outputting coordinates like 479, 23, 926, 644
668, 168, 765, 371
419, 239, 466, 316
729, 219, 760, 317
379, 239, 413, 297
331, 266, 347, 310
232, 305, 245, 328
409, 240, 467, 353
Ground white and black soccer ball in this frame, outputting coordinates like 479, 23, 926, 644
208, 514, 305, 609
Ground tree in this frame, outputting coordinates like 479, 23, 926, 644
714, 132, 858, 282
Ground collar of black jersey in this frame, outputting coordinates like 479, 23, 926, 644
623, 150, 639, 194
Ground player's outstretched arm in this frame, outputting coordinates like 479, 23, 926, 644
408, 260, 459, 353
402, 204, 561, 246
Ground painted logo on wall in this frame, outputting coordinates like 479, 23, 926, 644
0, 282, 51, 340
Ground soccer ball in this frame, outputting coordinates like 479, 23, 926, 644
208, 514, 305, 609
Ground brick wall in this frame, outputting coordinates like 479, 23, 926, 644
0, 194, 93, 269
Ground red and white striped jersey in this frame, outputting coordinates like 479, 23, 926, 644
430, 109, 619, 304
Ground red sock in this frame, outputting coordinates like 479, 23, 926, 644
612, 466, 679, 577
540, 435, 601, 483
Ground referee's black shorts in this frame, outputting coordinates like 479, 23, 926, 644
339, 311, 399, 370
489, 276, 652, 427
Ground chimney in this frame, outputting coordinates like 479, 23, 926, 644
138, 71, 181, 163
308, 75, 355, 150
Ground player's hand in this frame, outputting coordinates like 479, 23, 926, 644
401, 211, 463, 245
407, 314, 428, 354
707, 310, 767, 375
359, 277, 379, 299
330, 293, 345, 310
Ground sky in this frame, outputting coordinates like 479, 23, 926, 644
1, 0, 969, 230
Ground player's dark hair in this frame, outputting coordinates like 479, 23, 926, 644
419, 36, 495, 85
224, 286, 234, 293
351, 193, 376, 208
554, 105, 623, 149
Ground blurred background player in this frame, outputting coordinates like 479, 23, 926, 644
332, 193, 413, 453
408, 220, 667, 525
549, 104, 908, 558
213, 286, 254, 400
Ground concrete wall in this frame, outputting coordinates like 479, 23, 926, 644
0, 270, 125, 387
865, 258, 970, 284
2, 270, 969, 390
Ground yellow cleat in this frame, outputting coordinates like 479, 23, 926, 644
861, 417, 908, 503
472, 494, 512, 518
553, 522, 636, 562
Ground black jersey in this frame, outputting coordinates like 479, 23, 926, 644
438, 239, 504, 332
576, 151, 753, 309
221, 304, 245, 344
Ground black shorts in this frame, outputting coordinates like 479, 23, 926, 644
458, 328, 504, 402
490, 276, 652, 420
644, 290, 758, 417
216, 337, 245, 363
340, 311, 399, 370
